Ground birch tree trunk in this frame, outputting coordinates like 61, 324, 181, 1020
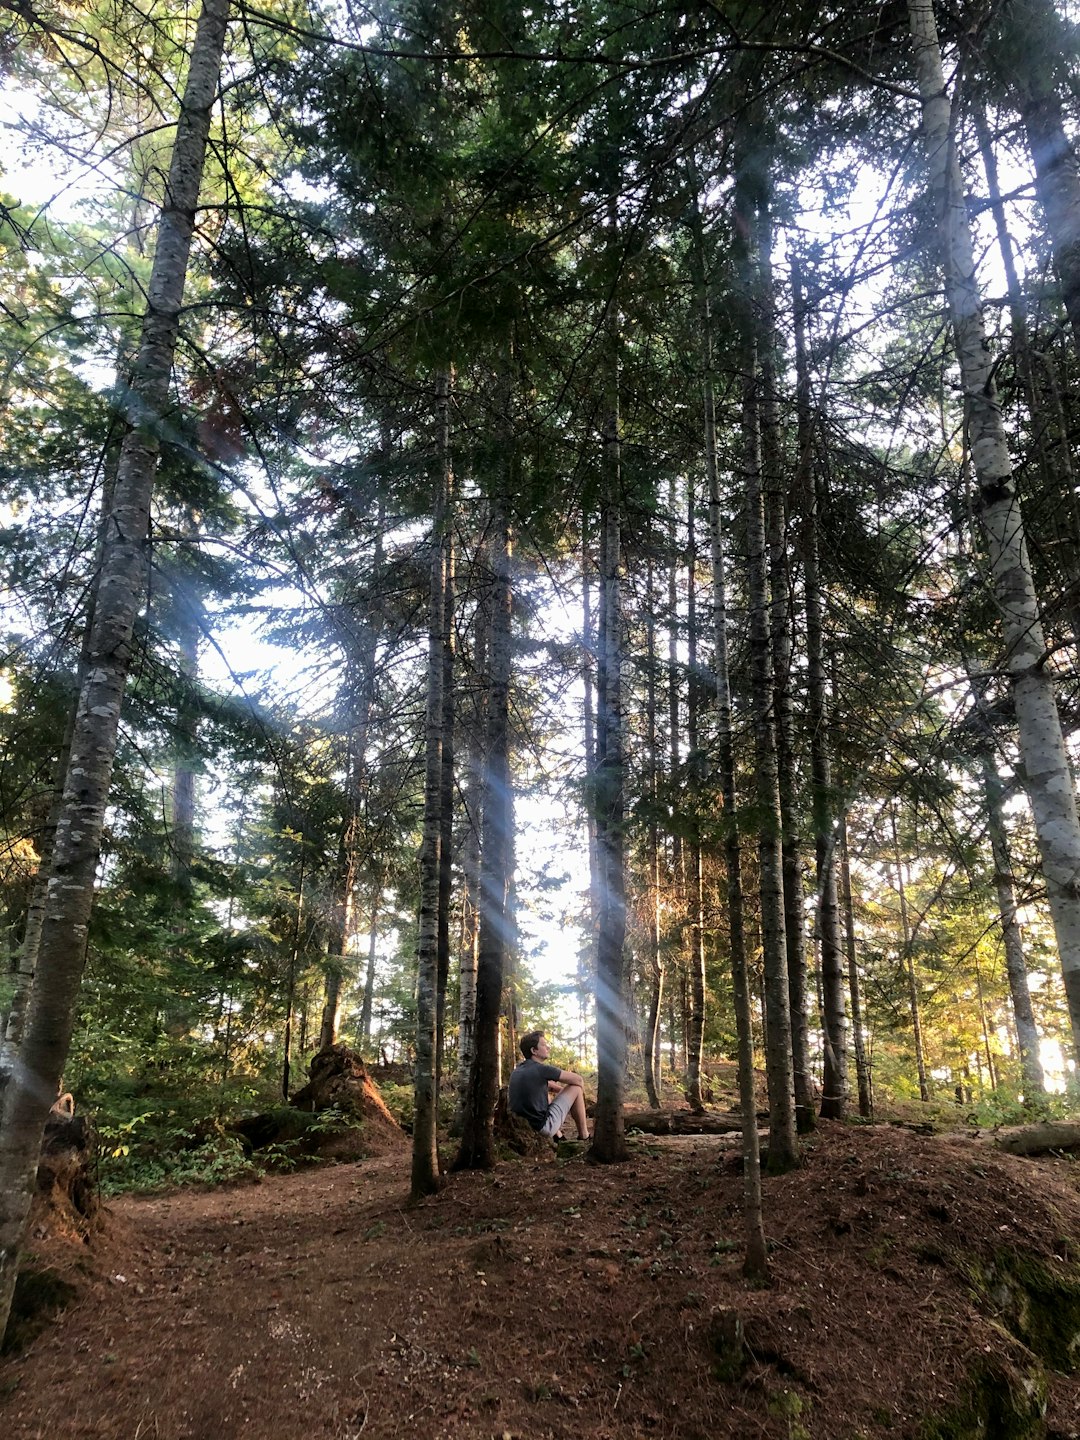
0, 0, 231, 1347
908, 0, 1080, 1068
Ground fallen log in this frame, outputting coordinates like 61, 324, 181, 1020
988, 1121, 1080, 1157
622, 1108, 749, 1136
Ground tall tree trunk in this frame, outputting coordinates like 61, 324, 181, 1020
436, 373, 456, 1102
411, 371, 454, 1198
684, 484, 707, 1114
734, 146, 797, 1173
455, 578, 488, 1131
792, 260, 847, 1121
991, 0, 1080, 363
591, 299, 629, 1165
908, 0, 1080, 1068
755, 219, 812, 1135
701, 204, 768, 1275
643, 561, 663, 1110
453, 497, 514, 1171
0, 0, 231, 1348
973, 100, 1080, 658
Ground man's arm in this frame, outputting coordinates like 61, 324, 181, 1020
555, 1069, 583, 1087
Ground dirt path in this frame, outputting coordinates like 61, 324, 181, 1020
1, 1127, 1078, 1439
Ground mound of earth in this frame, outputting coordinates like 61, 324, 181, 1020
1, 1121, 1078, 1438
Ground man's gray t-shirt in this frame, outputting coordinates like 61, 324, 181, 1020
508, 1058, 561, 1130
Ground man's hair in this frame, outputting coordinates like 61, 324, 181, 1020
519, 1030, 545, 1061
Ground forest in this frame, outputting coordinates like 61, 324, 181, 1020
2, 0, 1080, 1431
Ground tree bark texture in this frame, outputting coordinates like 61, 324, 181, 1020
980, 747, 1045, 1097
684, 485, 707, 1114
908, 0, 1080, 1068
702, 217, 768, 1275
590, 237, 629, 1152
839, 813, 873, 1118
992, 0, 1080, 363
643, 564, 663, 1110
793, 261, 847, 1121
436, 374, 456, 1101
455, 582, 487, 1131
735, 238, 797, 1171
0, 0, 231, 1348
591, 325, 629, 1165
892, 808, 930, 1102
453, 501, 513, 1172
411, 370, 454, 1198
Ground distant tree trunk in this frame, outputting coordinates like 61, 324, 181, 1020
281, 853, 306, 1102
979, 746, 1045, 1097
319, 802, 354, 1053
359, 886, 380, 1053
411, 371, 453, 1199
839, 813, 873, 1118
591, 276, 629, 1165
734, 145, 797, 1173
793, 260, 846, 1121
0, 0, 231, 1349
891, 808, 930, 1102
909, 0, 1080, 1069
166, 506, 203, 888
453, 496, 514, 1171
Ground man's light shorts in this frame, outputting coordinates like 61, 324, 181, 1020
540, 1087, 576, 1137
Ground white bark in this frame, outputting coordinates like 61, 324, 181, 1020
908, 0, 1080, 1065
0, 0, 231, 1347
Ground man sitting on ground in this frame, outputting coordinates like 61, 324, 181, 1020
508, 1029, 590, 1142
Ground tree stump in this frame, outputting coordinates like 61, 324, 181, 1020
494, 1086, 554, 1160
232, 1044, 405, 1163
31, 1094, 97, 1242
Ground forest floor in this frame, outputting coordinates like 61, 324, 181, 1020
2, 1114, 1080, 1439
